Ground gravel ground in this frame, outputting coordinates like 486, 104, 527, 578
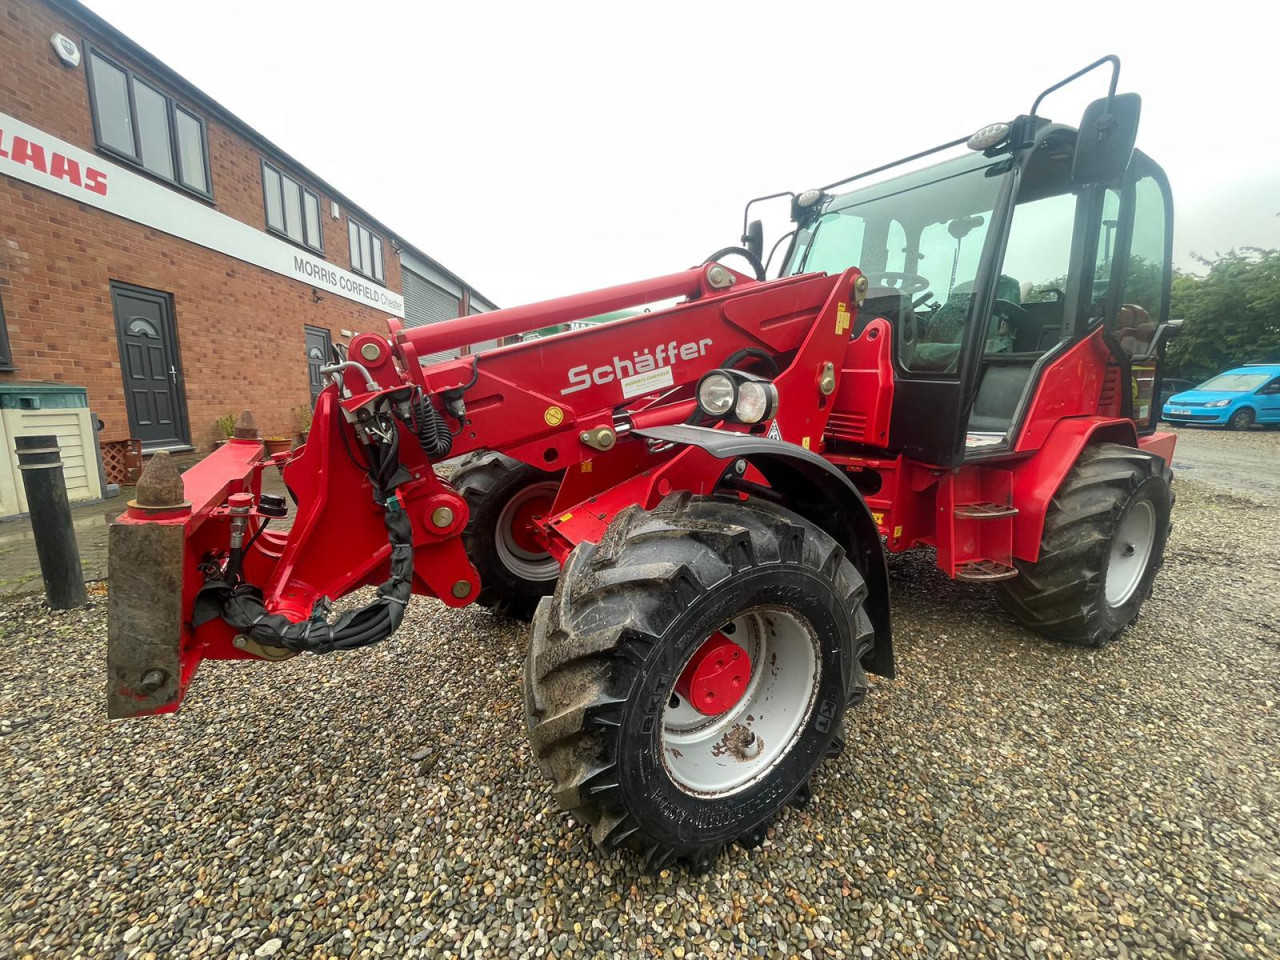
1, 434, 1278, 959
1169, 424, 1280, 502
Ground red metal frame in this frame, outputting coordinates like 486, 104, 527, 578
109, 260, 1175, 716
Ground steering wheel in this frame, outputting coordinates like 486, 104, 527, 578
865, 271, 931, 296
993, 298, 1033, 327
702, 246, 766, 282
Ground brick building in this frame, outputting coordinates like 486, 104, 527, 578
0, 0, 494, 465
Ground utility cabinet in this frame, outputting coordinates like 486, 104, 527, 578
0, 383, 103, 518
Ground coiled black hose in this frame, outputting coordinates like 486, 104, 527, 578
195, 413, 415, 654
414, 389, 452, 460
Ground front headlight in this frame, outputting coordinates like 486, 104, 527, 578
696, 369, 780, 424
735, 381, 778, 424
697, 373, 736, 417
1204, 399, 1231, 408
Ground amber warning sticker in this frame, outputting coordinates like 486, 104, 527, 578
544, 406, 565, 426
835, 302, 851, 335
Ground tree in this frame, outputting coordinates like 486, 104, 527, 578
1165, 248, 1280, 381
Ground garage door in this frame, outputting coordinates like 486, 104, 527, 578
402, 269, 462, 364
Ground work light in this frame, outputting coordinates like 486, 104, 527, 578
697, 373, 736, 417
734, 381, 777, 424
695, 370, 779, 425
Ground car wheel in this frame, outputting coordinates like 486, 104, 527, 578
1227, 407, 1255, 431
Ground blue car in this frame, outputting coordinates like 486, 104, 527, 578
1162, 364, 1280, 430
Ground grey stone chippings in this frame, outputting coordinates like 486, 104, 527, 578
0, 428, 1277, 958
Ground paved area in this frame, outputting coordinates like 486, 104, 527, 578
0, 462, 288, 598
0, 493, 118, 595
0, 429, 1277, 958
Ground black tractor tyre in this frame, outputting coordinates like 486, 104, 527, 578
452, 451, 562, 622
997, 443, 1173, 647
524, 493, 875, 871
1227, 407, 1255, 431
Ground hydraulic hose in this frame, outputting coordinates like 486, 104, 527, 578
213, 493, 413, 653
414, 389, 453, 460
195, 411, 416, 654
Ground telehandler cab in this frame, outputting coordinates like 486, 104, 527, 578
108, 57, 1178, 869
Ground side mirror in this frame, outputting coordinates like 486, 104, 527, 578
743, 219, 764, 263
1072, 92, 1141, 184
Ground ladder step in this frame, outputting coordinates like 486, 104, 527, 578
955, 559, 1018, 582
954, 501, 1019, 519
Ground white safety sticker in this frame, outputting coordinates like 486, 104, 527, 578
620, 366, 675, 399
766, 421, 782, 441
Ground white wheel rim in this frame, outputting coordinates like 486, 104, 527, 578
1105, 499, 1156, 607
494, 481, 560, 582
661, 607, 820, 797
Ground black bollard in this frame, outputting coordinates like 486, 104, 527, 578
15, 435, 88, 609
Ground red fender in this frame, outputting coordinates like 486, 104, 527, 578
1009, 416, 1161, 563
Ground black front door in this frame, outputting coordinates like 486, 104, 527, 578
305, 325, 332, 400
112, 283, 188, 449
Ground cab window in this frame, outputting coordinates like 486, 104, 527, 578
1114, 171, 1169, 358
800, 212, 866, 277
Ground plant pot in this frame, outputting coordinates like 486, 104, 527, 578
264, 437, 293, 457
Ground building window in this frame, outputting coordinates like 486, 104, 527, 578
262, 161, 323, 252
0, 293, 12, 370
85, 47, 212, 199
348, 218, 384, 282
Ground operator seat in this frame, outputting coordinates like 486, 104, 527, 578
1116, 303, 1156, 356
912, 275, 1021, 372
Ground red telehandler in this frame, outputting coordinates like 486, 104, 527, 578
108, 58, 1178, 870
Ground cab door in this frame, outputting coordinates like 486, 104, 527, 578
1098, 154, 1175, 433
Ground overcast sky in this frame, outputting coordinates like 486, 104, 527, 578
83, 0, 1280, 308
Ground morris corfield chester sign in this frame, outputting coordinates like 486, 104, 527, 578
0, 110, 406, 318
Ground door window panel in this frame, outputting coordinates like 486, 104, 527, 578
1115, 174, 1168, 358
987, 189, 1077, 355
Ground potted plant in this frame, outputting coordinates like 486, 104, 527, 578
263, 435, 293, 457
296, 404, 313, 445
215, 412, 236, 448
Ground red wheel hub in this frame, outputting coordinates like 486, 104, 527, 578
508, 494, 553, 555
675, 632, 752, 717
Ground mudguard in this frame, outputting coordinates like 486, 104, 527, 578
634, 425, 893, 678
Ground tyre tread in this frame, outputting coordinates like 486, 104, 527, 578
997, 442, 1173, 647
525, 494, 873, 869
